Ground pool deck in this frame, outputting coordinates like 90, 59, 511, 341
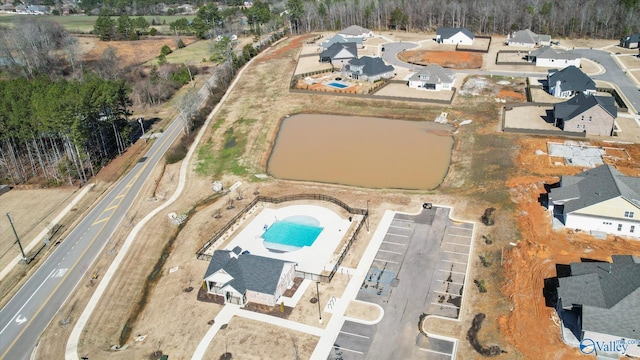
223, 204, 352, 275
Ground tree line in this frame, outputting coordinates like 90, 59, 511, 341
0, 76, 132, 185
285, 0, 640, 39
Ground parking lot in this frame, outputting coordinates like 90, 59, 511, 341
330, 207, 474, 359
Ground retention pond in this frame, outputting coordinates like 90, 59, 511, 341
267, 114, 454, 189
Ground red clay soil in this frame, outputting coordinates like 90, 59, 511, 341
398, 50, 483, 69
500, 138, 640, 359
258, 34, 315, 62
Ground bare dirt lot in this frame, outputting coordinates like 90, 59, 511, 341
398, 49, 483, 69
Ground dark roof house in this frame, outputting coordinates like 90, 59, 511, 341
321, 34, 363, 50
343, 56, 394, 82
620, 33, 640, 49
203, 247, 296, 306
553, 93, 617, 135
319, 42, 357, 64
435, 27, 474, 44
553, 255, 640, 356
547, 66, 596, 98
547, 164, 640, 237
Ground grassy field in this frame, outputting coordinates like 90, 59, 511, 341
147, 38, 216, 65
0, 14, 194, 33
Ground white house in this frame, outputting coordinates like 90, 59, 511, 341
547, 164, 640, 237
527, 46, 580, 68
553, 255, 640, 358
435, 27, 474, 45
202, 247, 297, 306
408, 65, 454, 91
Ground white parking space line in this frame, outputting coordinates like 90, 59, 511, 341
448, 225, 472, 231
438, 269, 466, 275
386, 233, 409, 238
382, 241, 406, 246
437, 279, 465, 286
443, 250, 469, 256
431, 302, 460, 309
389, 225, 411, 229
378, 249, 402, 255
335, 347, 364, 355
339, 331, 370, 339
445, 233, 471, 238
393, 219, 414, 223
441, 259, 468, 265
374, 258, 399, 264
443, 241, 470, 247
419, 347, 453, 356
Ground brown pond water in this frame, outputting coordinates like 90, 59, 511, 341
267, 114, 454, 190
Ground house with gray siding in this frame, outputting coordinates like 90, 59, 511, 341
321, 34, 363, 50
338, 25, 374, 39
202, 247, 296, 306
319, 42, 357, 67
547, 66, 596, 98
553, 93, 617, 136
507, 28, 551, 47
551, 255, 640, 358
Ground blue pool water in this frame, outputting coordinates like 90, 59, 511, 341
327, 82, 348, 89
262, 216, 323, 252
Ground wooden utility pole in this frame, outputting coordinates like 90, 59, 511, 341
7, 213, 28, 263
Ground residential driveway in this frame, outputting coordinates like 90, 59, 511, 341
330, 207, 473, 360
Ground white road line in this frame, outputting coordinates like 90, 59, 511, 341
339, 331, 370, 339
431, 302, 460, 309
437, 279, 464, 286
386, 233, 409, 238
374, 258, 399, 264
382, 241, 405, 246
388, 225, 411, 229
334, 346, 364, 355
443, 250, 469, 256
434, 290, 458, 295
418, 347, 453, 356
441, 259, 468, 265
438, 269, 466, 275
0, 269, 56, 335
377, 249, 402, 255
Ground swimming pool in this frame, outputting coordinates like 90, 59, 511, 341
326, 81, 349, 89
262, 216, 323, 252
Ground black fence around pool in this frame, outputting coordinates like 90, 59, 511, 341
196, 194, 369, 283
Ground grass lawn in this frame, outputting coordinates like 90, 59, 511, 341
147, 38, 216, 65
0, 14, 194, 33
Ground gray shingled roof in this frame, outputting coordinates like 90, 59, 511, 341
548, 66, 596, 93
557, 255, 640, 339
509, 29, 540, 44
436, 27, 474, 40
529, 46, 578, 60
322, 34, 363, 49
408, 64, 454, 84
553, 93, 617, 121
345, 56, 394, 77
339, 25, 371, 37
320, 42, 357, 60
204, 250, 294, 295
549, 164, 640, 213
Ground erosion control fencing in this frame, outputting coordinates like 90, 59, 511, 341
196, 194, 368, 283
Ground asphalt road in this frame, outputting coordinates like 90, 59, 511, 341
0, 75, 215, 359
